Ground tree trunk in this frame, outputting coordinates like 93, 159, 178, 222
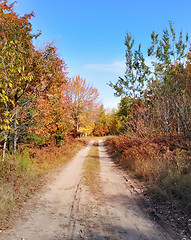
13, 104, 18, 153
2, 130, 9, 161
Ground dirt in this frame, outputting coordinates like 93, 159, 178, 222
0, 139, 180, 239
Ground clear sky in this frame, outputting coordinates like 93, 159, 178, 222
11, 0, 191, 109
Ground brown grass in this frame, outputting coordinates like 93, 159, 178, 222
83, 141, 102, 196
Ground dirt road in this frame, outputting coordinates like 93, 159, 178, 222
0, 139, 176, 240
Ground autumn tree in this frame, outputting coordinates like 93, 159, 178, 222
93, 105, 109, 136
28, 94, 69, 146
62, 76, 100, 136
0, 0, 37, 158
0, 1, 68, 159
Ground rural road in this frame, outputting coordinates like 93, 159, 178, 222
0, 139, 175, 240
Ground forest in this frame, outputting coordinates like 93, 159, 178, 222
0, 0, 191, 232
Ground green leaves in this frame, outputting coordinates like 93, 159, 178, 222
109, 22, 190, 137
110, 32, 150, 98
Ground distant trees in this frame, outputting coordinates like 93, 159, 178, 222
93, 105, 109, 136
110, 23, 191, 137
62, 76, 100, 136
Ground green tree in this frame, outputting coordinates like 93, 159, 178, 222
110, 23, 190, 136
147, 23, 190, 135
110, 33, 150, 98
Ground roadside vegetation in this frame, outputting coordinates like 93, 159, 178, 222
106, 135, 191, 215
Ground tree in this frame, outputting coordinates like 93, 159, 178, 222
147, 23, 190, 135
28, 93, 70, 146
110, 23, 190, 136
0, 0, 36, 158
93, 105, 109, 136
109, 33, 150, 98
62, 76, 100, 136
0, 1, 68, 159
107, 109, 122, 135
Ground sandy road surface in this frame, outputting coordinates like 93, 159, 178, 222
0, 139, 176, 240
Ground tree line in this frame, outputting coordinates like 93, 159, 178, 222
109, 22, 191, 137
0, 1, 108, 160
1, 1, 190, 162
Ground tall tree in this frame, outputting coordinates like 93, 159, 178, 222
110, 23, 190, 136
147, 23, 190, 135
0, 1, 68, 159
0, 0, 36, 158
62, 76, 100, 136
109, 33, 150, 98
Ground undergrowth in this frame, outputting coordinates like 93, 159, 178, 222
105, 135, 191, 226
0, 138, 86, 229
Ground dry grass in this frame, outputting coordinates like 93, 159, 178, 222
105, 135, 191, 223
83, 141, 102, 196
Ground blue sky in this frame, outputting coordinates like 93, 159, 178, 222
12, 0, 191, 109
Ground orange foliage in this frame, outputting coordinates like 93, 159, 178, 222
62, 75, 100, 135
106, 135, 190, 176
106, 135, 191, 220
29, 93, 71, 144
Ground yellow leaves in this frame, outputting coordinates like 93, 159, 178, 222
79, 123, 95, 136
62, 75, 100, 134
0, 94, 8, 102
0, 115, 12, 131
17, 66, 25, 74
3, 125, 11, 131
10, 100, 14, 105
8, 82, 12, 88
4, 119, 9, 124
4, 111, 9, 117
18, 67, 22, 74
0, 123, 11, 131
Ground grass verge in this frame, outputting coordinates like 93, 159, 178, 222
83, 141, 102, 196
